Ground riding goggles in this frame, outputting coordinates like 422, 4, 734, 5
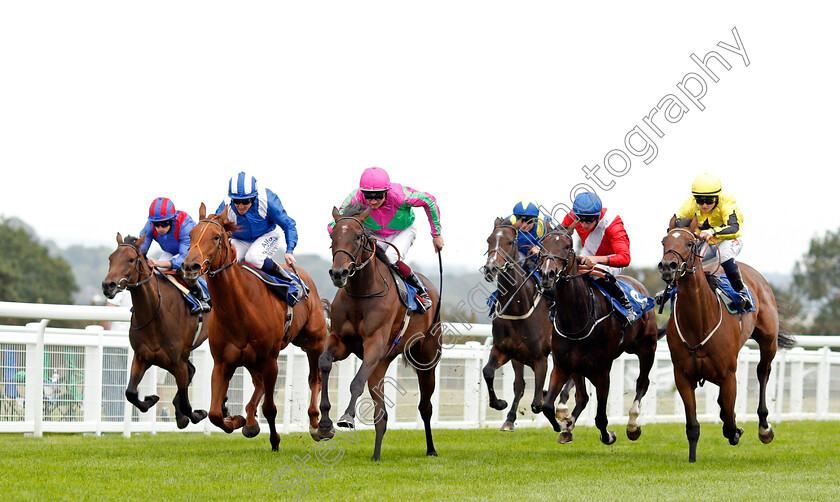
231, 197, 255, 206
576, 214, 599, 223
153, 220, 173, 228
362, 190, 387, 201
694, 196, 718, 205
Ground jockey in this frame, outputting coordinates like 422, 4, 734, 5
216, 172, 302, 301
139, 197, 211, 314
329, 166, 443, 313
561, 191, 636, 322
676, 172, 750, 309
507, 198, 553, 270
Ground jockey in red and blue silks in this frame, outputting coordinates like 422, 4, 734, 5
328, 166, 443, 313
139, 197, 210, 314
560, 191, 636, 321
216, 172, 299, 281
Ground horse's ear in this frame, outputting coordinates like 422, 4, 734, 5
116, 232, 123, 244
689, 217, 698, 233
219, 206, 229, 223
360, 205, 372, 221
545, 219, 554, 232
199, 203, 207, 219
668, 215, 677, 230
136, 232, 147, 248
332, 206, 342, 221
563, 220, 577, 235
494, 216, 503, 227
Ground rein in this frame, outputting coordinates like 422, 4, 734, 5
332, 216, 389, 298
115, 243, 163, 330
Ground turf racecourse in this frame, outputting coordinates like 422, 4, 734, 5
3, 422, 838, 501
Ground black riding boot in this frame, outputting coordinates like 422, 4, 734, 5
187, 283, 212, 314
725, 266, 753, 311
262, 259, 305, 304
404, 272, 432, 313
595, 275, 636, 322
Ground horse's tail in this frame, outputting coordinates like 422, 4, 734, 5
321, 298, 332, 331
774, 299, 798, 349
657, 325, 667, 340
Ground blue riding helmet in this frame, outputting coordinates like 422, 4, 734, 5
572, 192, 602, 216
228, 172, 259, 199
148, 197, 176, 222
512, 199, 540, 218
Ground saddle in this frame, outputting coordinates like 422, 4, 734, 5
241, 263, 307, 307
388, 267, 420, 311
658, 272, 755, 315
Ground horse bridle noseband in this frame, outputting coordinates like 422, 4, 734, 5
193, 218, 236, 277
482, 224, 519, 278
331, 216, 389, 298
663, 228, 705, 281
539, 230, 585, 284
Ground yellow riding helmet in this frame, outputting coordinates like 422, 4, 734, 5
691, 173, 722, 196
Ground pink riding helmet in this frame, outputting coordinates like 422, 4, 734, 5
359, 167, 390, 191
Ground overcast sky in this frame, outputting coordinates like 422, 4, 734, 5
2, 2, 837, 279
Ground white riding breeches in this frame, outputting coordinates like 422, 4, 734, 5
374, 225, 418, 264
231, 228, 282, 266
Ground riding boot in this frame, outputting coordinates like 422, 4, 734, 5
261, 259, 304, 305
596, 276, 637, 323
404, 272, 433, 313
187, 282, 212, 314
724, 266, 752, 311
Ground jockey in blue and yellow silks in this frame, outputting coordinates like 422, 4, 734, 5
675, 173, 751, 309
507, 199, 553, 263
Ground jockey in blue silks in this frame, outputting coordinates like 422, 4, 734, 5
216, 172, 302, 300
508, 198, 553, 270
139, 197, 211, 314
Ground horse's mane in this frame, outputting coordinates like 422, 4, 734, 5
673, 217, 695, 229
123, 235, 140, 246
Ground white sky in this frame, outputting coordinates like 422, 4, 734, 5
2, 2, 838, 277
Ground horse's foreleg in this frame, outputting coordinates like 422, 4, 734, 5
627, 345, 655, 441
541, 355, 570, 433
592, 373, 616, 446
367, 363, 390, 461
170, 363, 205, 429
242, 368, 265, 438
339, 338, 385, 429
125, 356, 158, 412
305, 349, 322, 441
556, 378, 575, 419
499, 360, 525, 431
530, 358, 548, 414
482, 348, 510, 411
317, 335, 350, 439
674, 369, 700, 462
718, 374, 742, 446
756, 343, 776, 444
208, 362, 243, 433
261, 360, 281, 452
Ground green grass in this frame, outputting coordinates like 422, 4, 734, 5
2, 421, 839, 501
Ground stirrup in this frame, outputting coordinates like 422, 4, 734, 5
415, 293, 432, 313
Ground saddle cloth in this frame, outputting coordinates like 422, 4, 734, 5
388, 267, 423, 312
661, 273, 756, 314
241, 264, 307, 307
590, 278, 654, 321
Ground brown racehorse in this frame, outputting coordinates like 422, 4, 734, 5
657, 217, 796, 462
101, 233, 209, 428
538, 221, 660, 444
318, 203, 442, 460
181, 204, 328, 451
481, 218, 581, 430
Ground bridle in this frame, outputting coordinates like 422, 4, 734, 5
331, 216, 389, 298
539, 230, 586, 285
191, 218, 237, 277
482, 224, 519, 278
482, 223, 542, 319
662, 228, 705, 281
114, 242, 162, 330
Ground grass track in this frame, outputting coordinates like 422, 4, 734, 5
2, 421, 839, 501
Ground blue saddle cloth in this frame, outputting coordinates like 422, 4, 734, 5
715, 274, 756, 314
248, 265, 308, 307
591, 279, 654, 321
404, 281, 421, 312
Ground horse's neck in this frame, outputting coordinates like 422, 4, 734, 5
347, 257, 389, 298
496, 265, 534, 310
553, 272, 595, 327
128, 271, 160, 312
675, 263, 720, 326
205, 261, 250, 312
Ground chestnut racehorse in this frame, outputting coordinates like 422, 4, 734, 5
658, 217, 796, 462
538, 222, 660, 444
318, 204, 442, 460
101, 233, 208, 428
182, 204, 328, 451
481, 218, 580, 430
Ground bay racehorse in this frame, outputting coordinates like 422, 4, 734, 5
538, 221, 660, 444
181, 204, 328, 451
658, 216, 796, 462
101, 233, 209, 428
481, 217, 580, 430
318, 204, 442, 460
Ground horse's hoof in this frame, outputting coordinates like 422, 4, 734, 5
490, 400, 508, 411
555, 405, 569, 420
309, 426, 321, 441
176, 415, 190, 429
145, 395, 161, 406
530, 402, 542, 414
427, 450, 438, 457
337, 414, 355, 429
759, 424, 775, 444
242, 423, 261, 438
317, 426, 335, 440
558, 431, 574, 444
191, 409, 208, 424
627, 425, 642, 441
729, 427, 744, 446
602, 430, 617, 445
500, 421, 515, 432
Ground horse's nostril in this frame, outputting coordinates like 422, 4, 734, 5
669, 262, 678, 271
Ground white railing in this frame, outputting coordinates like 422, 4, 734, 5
1, 300, 838, 437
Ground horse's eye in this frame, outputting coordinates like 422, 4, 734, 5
213, 235, 220, 241
128, 258, 135, 263
565, 244, 571, 250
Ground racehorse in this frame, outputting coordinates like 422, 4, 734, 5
657, 216, 797, 462
181, 204, 328, 451
101, 233, 208, 428
481, 217, 580, 430
318, 204, 442, 460
538, 221, 660, 444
